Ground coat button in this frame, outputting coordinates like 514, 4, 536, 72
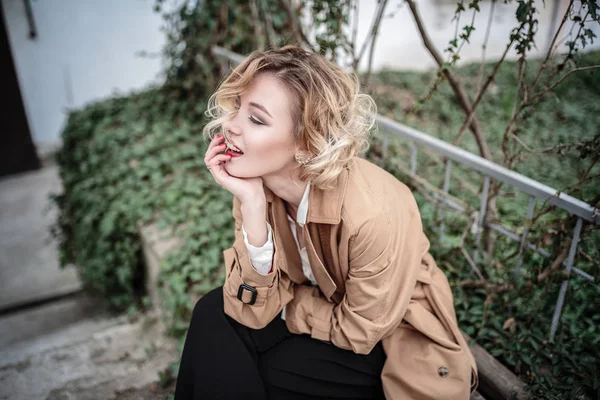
438, 366, 449, 377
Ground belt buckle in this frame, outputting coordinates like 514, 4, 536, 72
237, 283, 258, 305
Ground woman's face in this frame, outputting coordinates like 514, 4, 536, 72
221, 72, 298, 179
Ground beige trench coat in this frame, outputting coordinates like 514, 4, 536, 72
222, 157, 478, 399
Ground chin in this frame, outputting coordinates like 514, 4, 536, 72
224, 163, 259, 179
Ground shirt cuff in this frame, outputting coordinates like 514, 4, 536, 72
242, 222, 274, 275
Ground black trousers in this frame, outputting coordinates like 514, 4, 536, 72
175, 287, 386, 400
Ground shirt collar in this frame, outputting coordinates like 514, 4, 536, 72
285, 181, 310, 228
296, 181, 311, 227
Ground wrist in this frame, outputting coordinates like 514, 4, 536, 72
240, 194, 266, 213
241, 198, 268, 247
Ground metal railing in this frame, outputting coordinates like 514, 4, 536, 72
375, 115, 598, 339
212, 46, 599, 340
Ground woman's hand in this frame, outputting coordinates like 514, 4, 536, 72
204, 135, 265, 205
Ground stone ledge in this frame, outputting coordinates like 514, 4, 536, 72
138, 222, 183, 311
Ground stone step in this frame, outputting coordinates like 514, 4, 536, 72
0, 165, 82, 312
0, 293, 107, 351
0, 308, 178, 400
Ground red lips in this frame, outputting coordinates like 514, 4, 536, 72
225, 149, 243, 158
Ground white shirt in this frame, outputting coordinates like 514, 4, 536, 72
241, 182, 316, 319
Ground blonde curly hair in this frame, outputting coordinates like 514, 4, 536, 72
203, 45, 376, 190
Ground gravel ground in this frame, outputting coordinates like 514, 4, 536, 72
114, 382, 175, 400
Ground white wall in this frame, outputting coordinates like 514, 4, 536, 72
2, 0, 167, 153
352, 0, 600, 71
4, 0, 598, 153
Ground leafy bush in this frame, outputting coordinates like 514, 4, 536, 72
52, 89, 233, 315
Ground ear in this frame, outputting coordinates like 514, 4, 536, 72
293, 142, 309, 158
293, 137, 304, 155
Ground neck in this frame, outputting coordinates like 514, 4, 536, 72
262, 167, 307, 209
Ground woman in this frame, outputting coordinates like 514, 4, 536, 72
175, 45, 478, 400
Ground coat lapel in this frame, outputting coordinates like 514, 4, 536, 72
304, 222, 337, 300
270, 196, 306, 284
306, 166, 349, 224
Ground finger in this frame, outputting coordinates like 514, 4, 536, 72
207, 154, 232, 184
207, 154, 232, 173
208, 134, 225, 152
204, 143, 226, 165
205, 133, 224, 152
204, 135, 226, 164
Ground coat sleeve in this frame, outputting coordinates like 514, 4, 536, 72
284, 204, 425, 354
222, 196, 294, 329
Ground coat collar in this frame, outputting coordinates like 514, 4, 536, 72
263, 166, 349, 225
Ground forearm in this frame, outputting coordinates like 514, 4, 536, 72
241, 198, 268, 247
223, 196, 293, 329
285, 257, 414, 355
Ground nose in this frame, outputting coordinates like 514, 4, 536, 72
223, 114, 242, 138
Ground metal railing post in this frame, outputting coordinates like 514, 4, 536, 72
550, 217, 583, 340
515, 196, 536, 280
439, 159, 452, 241
379, 131, 389, 168
473, 176, 490, 264
410, 142, 417, 176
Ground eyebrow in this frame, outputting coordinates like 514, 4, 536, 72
249, 102, 272, 118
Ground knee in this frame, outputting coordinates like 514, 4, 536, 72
191, 286, 224, 321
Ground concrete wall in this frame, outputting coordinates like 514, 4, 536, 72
352, 0, 600, 72
2, 0, 167, 154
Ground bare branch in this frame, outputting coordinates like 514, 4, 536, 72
458, 280, 515, 293
560, 172, 600, 197
250, 0, 265, 51
578, 248, 600, 267
364, 0, 389, 87
547, 0, 575, 60
460, 247, 486, 281
453, 8, 478, 61
531, 0, 576, 93
530, 164, 599, 227
581, 154, 600, 183
355, 0, 386, 69
260, 0, 277, 48
501, 52, 528, 166
529, 65, 600, 105
510, 134, 600, 157
351, 0, 359, 58
537, 242, 570, 282
453, 37, 516, 146
405, 0, 493, 161
477, 0, 496, 92
503, 64, 599, 164
280, 0, 315, 51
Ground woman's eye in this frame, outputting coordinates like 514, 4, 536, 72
249, 115, 265, 125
